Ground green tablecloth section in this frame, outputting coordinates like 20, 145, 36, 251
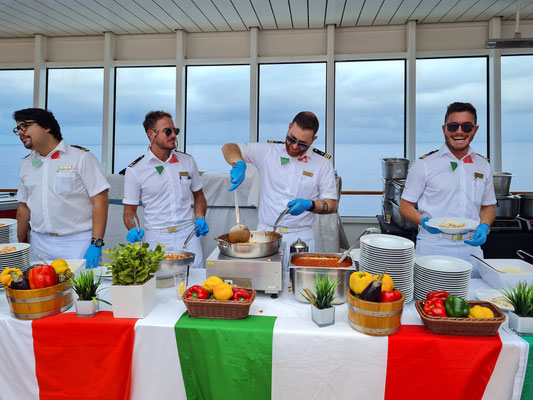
521, 336, 533, 400
175, 313, 277, 400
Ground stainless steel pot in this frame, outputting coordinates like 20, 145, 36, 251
519, 194, 533, 218
156, 226, 197, 279
382, 178, 395, 200
493, 172, 513, 196
215, 231, 283, 258
381, 158, 409, 180
391, 179, 406, 205
495, 195, 520, 218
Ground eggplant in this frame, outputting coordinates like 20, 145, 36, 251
10, 275, 29, 290
360, 274, 383, 302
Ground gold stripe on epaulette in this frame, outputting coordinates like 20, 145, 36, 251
128, 155, 144, 167
419, 149, 438, 159
70, 144, 90, 152
312, 148, 331, 159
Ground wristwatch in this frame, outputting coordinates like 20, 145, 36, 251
91, 237, 105, 247
308, 201, 316, 212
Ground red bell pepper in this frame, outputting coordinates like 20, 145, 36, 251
426, 291, 451, 301
233, 288, 251, 302
423, 297, 447, 317
28, 265, 58, 289
380, 290, 402, 303
186, 285, 209, 299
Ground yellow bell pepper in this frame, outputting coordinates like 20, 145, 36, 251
468, 305, 494, 319
213, 282, 233, 300
349, 271, 375, 295
381, 273, 394, 292
202, 276, 224, 292
51, 259, 70, 274
0, 267, 23, 287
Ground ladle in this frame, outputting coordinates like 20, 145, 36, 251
272, 206, 291, 233
338, 227, 380, 263
470, 254, 501, 273
228, 188, 251, 243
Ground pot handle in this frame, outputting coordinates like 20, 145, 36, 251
215, 238, 231, 249
517, 249, 533, 263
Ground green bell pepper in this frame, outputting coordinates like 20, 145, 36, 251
444, 295, 470, 318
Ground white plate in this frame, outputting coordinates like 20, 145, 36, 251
416, 255, 473, 273
476, 289, 514, 312
426, 217, 478, 234
360, 234, 414, 250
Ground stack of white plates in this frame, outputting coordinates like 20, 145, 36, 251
359, 234, 415, 302
414, 255, 472, 300
0, 243, 31, 285
0, 219, 17, 243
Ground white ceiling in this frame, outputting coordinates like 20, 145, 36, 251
0, 0, 532, 38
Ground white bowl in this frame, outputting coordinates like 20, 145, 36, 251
478, 258, 533, 289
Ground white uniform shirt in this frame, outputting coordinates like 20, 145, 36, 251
401, 145, 496, 238
123, 150, 202, 229
17, 140, 110, 235
238, 142, 337, 228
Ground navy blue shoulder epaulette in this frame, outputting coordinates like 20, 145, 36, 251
312, 148, 331, 159
71, 144, 90, 152
419, 149, 438, 159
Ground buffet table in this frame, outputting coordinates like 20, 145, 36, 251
0, 270, 531, 400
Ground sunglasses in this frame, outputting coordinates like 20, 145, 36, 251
154, 127, 180, 137
446, 122, 475, 133
286, 134, 311, 150
13, 121, 36, 134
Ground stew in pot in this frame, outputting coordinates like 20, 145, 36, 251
292, 256, 352, 268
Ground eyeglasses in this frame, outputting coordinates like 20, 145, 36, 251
154, 127, 180, 137
446, 122, 475, 133
13, 121, 36, 135
286, 134, 311, 150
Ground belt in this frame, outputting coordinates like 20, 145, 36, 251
43, 232, 60, 237
260, 224, 313, 234
434, 231, 475, 241
146, 221, 194, 233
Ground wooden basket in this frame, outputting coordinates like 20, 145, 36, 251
346, 289, 405, 336
415, 300, 506, 336
182, 287, 256, 319
5, 281, 73, 320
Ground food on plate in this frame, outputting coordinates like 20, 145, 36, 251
468, 305, 495, 319
424, 297, 447, 317
349, 271, 375, 295
438, 219, 466, 228
0, 246, 17, 254
489, 296, 513, 309
0, 223, 5, 226
292, 255, 352, 268
501, 267, 530, 274
165, 253, 189, 260
444, 295, 470, 318
28, 265, 58, 289
51, 259, 72, 282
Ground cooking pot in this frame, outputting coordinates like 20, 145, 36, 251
215, 231, 283, 258
156, 226, 197, 280
495, 195, 520, 219
382, 178, 395, 200
519, 194, 533, 218
381, 158, 409, 180
493, 172, 513, 196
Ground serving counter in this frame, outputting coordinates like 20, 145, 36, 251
0, 269, 531, 400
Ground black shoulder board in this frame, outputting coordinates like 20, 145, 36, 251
419, 149, 438, 159
23, 154, 30, 159
71, 145, 90, 152
118, 155, 144, 175
267, 140, 284, 144
476, 153, 489, 161
312, 148, 331, 159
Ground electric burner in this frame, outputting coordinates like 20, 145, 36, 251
491, 218, 523, 231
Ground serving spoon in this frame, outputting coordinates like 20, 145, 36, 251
228, 188, 251, 243
470, 254, 501, 273
337, 227, 380, 263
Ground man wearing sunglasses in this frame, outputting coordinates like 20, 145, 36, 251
399, 102, 496, 277
122, 111, 208, 269
13, 108, 110, 268
222, 111, 338, 268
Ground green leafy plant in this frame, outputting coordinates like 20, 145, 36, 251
104, 242, 166, 285
501, 281, 533, 317
69, 269, 111, 305
300, 274, 339, 310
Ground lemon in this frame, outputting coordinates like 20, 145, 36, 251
178, 282, 186, 294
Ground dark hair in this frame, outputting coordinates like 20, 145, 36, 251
292, 111, 319, 134
143, 111, 172, 132
13, 108, 62, 140
444, 102, 477, 124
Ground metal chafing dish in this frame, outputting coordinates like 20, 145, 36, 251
155, 226, 197, 286
215, 231, 283, 259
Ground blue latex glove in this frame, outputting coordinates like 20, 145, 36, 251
84, 244, 102, 269
126, 227, 145, 242
465, 223, 490, 246
421, 216, 442, 234
194, 217, 209, 237
287, 199, 312, 216
229, 161, 246, 191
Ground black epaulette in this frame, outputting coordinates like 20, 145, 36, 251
312, 148, 331, 159
118, 155, 144, 175
71, 145, 90, 152
267, 140, 284, 144
419, 149, 438, 159
476, 153, 489, 161
23, 154, 30, 159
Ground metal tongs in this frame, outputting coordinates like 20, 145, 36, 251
337, 227, 381, 263
272, 206, 291, 233
182, 225, 200, 251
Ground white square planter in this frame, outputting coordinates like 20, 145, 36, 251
508, 312, 533, 334
311, 305, 335, 327
110, 276, 156, 319
75, 299, 99, 317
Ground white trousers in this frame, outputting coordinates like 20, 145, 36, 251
144, 223, 204, 269
416, 233, 484, 278
30, 230, 92, 263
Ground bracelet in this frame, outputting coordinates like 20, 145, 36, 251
308, 201, 316, 212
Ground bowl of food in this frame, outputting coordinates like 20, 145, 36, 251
156, 251, 195, 280
477, 258, 533, 289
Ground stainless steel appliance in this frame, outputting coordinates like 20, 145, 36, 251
381, 158, 409, 180
495, 195, 520, 219
519, 194, 533, 219
290, 238, 308, 254
490, 218, 523, 231
493, 172, 513, 196
215, 231, 282, 258
391, 179, 406, 205
517, 216, 533, 231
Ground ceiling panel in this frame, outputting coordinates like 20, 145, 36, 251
340, 0, 365, 27
373, 0, 404, 25
111, 0, 173, 32
389, 0, 423, 25
325, 0, 346, 25
231, 0, 261, 29
437, 0, 480, 23
250, 0, 277, 29
308, 0, 327, 28
270, 0, 292, 29
357, 0, 385, 26
151, 0, 202, 32
211, 0, 247, 31
191, 0, 232, 31
289, 0, 308, 29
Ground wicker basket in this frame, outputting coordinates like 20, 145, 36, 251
182, 287, 256, 319
415, 300, 506, 336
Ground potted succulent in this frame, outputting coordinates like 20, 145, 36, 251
501, 281, 533, 334
69, 269, 111, 317
104, 242, 166, 318
301, 274, 339, 327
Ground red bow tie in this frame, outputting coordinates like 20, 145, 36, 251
298, 156, 307, 163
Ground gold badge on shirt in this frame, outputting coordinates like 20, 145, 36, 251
303, 171, 313, 177
474, 172, 484, 179
180, 171, 191, 179
59, 165, 72, 170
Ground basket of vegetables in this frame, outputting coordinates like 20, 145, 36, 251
415, 291, 505, 336
182, 276, 256, 319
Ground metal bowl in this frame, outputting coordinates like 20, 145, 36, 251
493, 172, 513, 196
156, 251, 195, 280
381, 158, 410, 180
215, 231, 282, 258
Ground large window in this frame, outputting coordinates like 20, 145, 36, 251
416, 57, 488, 158
114, 66, 175, 173
258, 63, 326, 149
47, 68, 104, 159
186, 65, 250, 173
502, 55, 533, 191
0, 70, 34, 189
335, 60, 405, 216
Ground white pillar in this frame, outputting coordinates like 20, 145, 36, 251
33, 34, 47, 108
405, 21, 417, 161
326, 24, 335, 157
488, 17, 502, 171
176, 30, 186, 151
249, 27, 259, 142
101, 31, 115, 174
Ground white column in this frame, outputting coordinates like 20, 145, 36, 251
249, 27, 259, 142
33, 34, 47, 108
488, 17, 502, 171
101, 31, 115, 174
326, 24, 335, 157
176, 30, 186, 151
405, 21, 417, 161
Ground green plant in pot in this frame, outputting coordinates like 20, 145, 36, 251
501, 281, 533, 334
301, 274, 339, 327
103, 242, 166, 318
69, 269, 111, 317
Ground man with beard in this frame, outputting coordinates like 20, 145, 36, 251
399, 102, 496, 277
123, 111, 208, 269
14, 108, 110, 268
222, 111, 338, 267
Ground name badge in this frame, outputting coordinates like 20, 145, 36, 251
474, 172, 484, 179
303, 171, 313, 177
179, 172, 190, 177
59, 165, 72, 170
